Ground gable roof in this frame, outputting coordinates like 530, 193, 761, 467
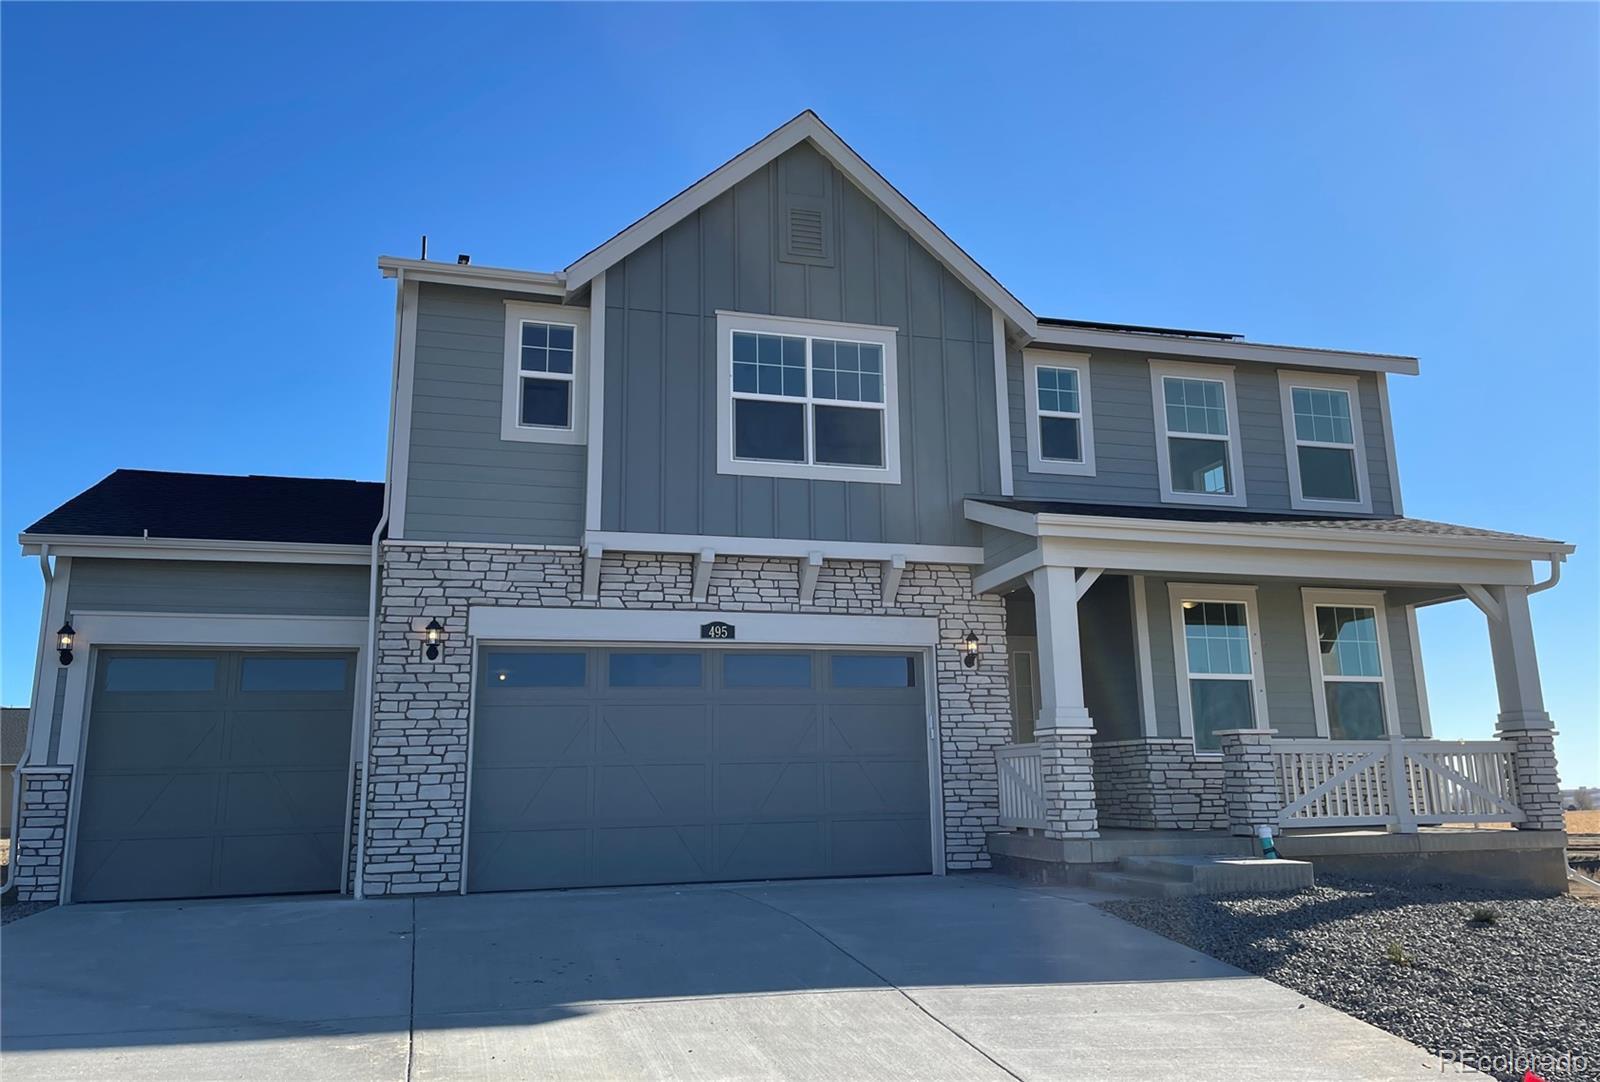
562, 111, 1036, 331
22, 469, 383, 547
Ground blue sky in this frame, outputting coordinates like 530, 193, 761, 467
3, 4, 1595, 783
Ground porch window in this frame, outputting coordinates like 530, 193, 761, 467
717, 311, 901, 484
1167, 584, 1269, 751
1302, 589, 1399, 739
1023, 350, 1096, 476
501, 300, 590, 445
1279, 371, 1371, 511
1150, 361, 1248, 507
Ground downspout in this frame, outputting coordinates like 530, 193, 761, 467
353, 267, 407, 900
1, 547, 56, 897
1527, 554, 1564, 596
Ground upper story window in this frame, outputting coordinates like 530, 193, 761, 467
501, 299, 590, 445
1150, 360, 1247, 507
1023, 350, 1095, 477
1279, 371, 1371, 512
1301, 588, 1399, 739
715, 311, 901, 484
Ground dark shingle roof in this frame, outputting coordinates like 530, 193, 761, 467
1, 707, 27, 764
24, 469, 384, 546
976, 499, 1564, 546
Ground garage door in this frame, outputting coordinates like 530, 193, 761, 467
468, 647, 932, 892
73, 650, 356, 902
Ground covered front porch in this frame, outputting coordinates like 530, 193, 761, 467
966, 498, 1574, 888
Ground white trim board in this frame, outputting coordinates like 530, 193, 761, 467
1031, 323, 1419, 376
379, 256, 566, 297
19, 534, 373, 565
388, 278, 420, 538
584, 271, 608, 532
469, 606, 940, 647
991, 310, 1015, 497
585, 530, 983, 566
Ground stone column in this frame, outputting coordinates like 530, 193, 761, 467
1028, 566, 1098, 839
1483, 585, 1565, 832
13, 769, 72, 902
1218, 729, 1279, 838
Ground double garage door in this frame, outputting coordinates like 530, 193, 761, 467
74, 650, 355, 902
469, 646, 933, 892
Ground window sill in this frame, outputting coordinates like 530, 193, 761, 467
1025, 454, 1096, 478
717, 457, 902, 486
1289, 494, 1374, 515
500, 421, 586, 446
1158, 488, 1250, 509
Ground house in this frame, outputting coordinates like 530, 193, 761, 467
10, 112, 1573, 905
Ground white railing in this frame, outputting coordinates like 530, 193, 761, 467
995, 743, 1047, 829
1273, 735, 1522, 832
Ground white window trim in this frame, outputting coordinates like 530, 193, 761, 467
1150, 360, 1248, 507
1299, 587, 1401, 739
501, 299, 590, 445
1278, 370, 1372, 513
1023, 350, 1096, 477
715, 310, 902, 485
1166, 582, 1270, 753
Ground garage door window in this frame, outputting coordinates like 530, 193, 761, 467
723, 653, 813, 688
101, 657, 216, 692
608, 652, 703, 688
485, 651, 586, 688
240, 657, 348, 692
831, 654, 916, 688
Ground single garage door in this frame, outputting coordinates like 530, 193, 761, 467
73, 650, 356, 902
469, 647, 932, 892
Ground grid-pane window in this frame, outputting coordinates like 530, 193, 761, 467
1035, 366, 1084, 463
1314, 604, 1386, 739
1161, 375, 1235, 496
730, 329, 887, 470
1291, 386, 1360, 502
517, 320, 578, 429
1180, 600, 1255, 750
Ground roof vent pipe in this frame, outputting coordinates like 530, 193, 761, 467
457, 254, 471, 266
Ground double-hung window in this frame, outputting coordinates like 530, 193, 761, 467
501, 300, 590, 444
1023, 350, 1095, 476
1301, 589, 1398, 740
1150, 361, 1247, 506
1279, 372, 1371, 511
1167, 583, 1269, 752
716, 311, 901, 484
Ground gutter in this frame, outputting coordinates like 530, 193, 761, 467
2, 547, 55, 897
352, 268, 408, 899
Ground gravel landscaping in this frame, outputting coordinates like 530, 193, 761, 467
1099, 876, 1598, 1082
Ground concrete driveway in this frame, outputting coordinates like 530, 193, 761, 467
2, 875, 1460, 1080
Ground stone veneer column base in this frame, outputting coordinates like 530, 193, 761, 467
12, 769, 72, 902
1091, 739, 1227, 830
1500, 728, 1564, 831
1036, 727, 1098, 838
361, 542, 1012, 895
1218, 729, 1280, 837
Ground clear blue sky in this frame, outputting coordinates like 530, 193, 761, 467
3, 4, 1595, 783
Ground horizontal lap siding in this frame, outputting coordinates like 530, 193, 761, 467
404, 283, 586, 545
67, 558, 370, 617
602, 142, 996, 547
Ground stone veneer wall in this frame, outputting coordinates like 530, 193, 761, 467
1091, 739, 1227, 830
361, 541, 1011, 896
12, 769, 72, 902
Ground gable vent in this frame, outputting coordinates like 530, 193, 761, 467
787, 206, 826, 260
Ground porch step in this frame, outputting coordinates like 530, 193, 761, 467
1091, 854, 1314, 898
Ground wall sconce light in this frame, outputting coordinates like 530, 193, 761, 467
962, 628, 980, 669
424, 617, 445, 661
56, 620, 76, 666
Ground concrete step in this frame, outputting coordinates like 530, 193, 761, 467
1092, 855, 1315, 898
1085, 870, 1197, 899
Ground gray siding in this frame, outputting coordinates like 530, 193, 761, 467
403, 283, 586, 545
600, 142, 999, 546
1080, 576, 1142, 742
1141, 576, 1425, 742
67, 558, 370, 617
1009, 348, 1397, 516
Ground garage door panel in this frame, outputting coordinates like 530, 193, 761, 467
73, 836, 216, 902
716, 821, 826, 880
469, 829, 589, 892
84, 711, 225, 771
828, 761, 931, 815
598, 706, 708, 759
595, 764, 709, 821
474, 707, 592, 763
826, 705, 927, 756
228, 708, 352, 766
591, 825, 711, 885
79, 772, 220, 834
218, 831, 345, 896
831, 818, 932, 875
221, 769, 348, 830
473, 766, 589, 830
715, 705, 819, 755
717, 762, 823, 818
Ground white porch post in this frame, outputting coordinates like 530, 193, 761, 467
1028, 566, 1098, 838
1483, 585, 1564, 831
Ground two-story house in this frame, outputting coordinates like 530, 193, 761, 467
11, 112, 1573, 905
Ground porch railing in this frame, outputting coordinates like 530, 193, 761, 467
1273, 735, 1523, 831
995, 743, 1047, 829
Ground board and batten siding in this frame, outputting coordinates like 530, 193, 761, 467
600, 141, 1000, 547
1008, 347, 1397, 516
1141, 576, 1425, 742
403, 283, 586, 546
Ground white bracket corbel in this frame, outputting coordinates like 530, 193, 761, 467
581, 542, 604, 600
1462, 584, 1503, 623
799, 551, 823, 605
692, 548, 715, 604
881, 554, 906, 606
1074, 567, 1105, 601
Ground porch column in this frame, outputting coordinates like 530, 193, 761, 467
1218, 729, 1279, 838
1028, 566, 1098, 839
1483, 585, 1564, 832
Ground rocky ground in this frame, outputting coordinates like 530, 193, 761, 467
1100, 876, 1598, 1082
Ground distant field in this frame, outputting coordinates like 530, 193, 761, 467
1568, 810, 1600, 836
